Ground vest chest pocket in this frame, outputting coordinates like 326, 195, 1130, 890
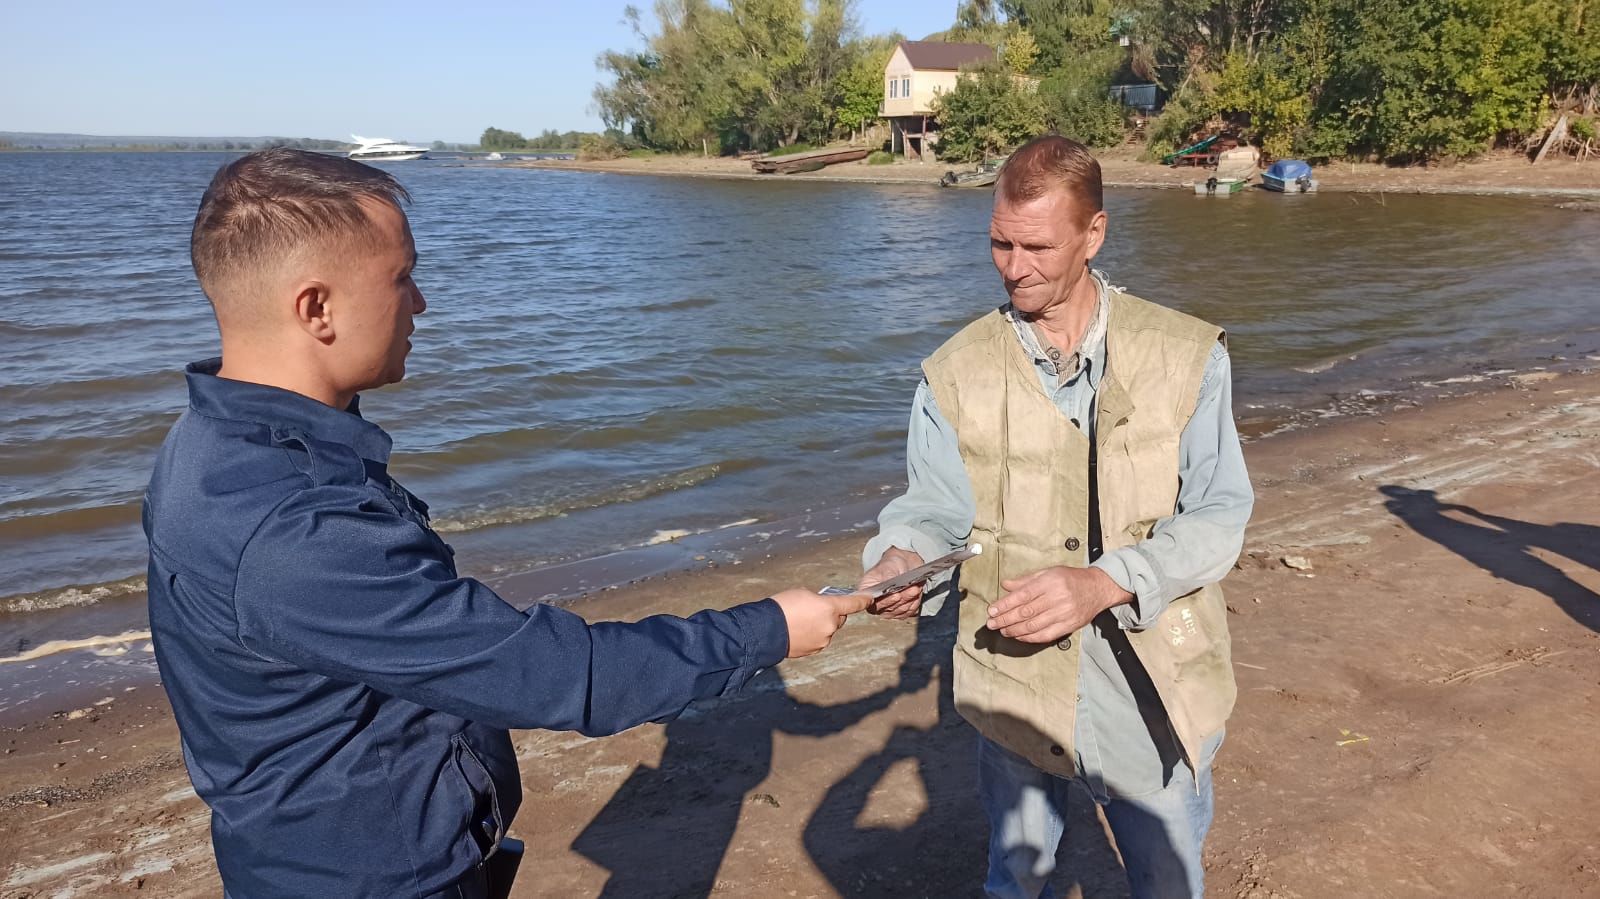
1113, 436, 1183, 525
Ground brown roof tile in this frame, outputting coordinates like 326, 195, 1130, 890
898, 40, 996, 71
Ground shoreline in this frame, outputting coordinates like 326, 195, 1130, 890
3, 369, 1598, 895
3, 356, 1596, 727
512, 148, 1600, 198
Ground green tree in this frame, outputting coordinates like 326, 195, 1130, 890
1038, 46, 1128, 147
932, 63, 1048, 161
1001, 0, 1122, 71
1002, 28, 1040, 75
595, 0, 887, 152
835, 35, 899, 137
1306, 0, 1559, 161
595, 0, 742, 152
480, 127, 530, 150
947, 0, 1007, 43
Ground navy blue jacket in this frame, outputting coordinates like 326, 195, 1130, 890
143, 360, 788, 897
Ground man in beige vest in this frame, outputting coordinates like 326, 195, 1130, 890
859, 135, 1253, 899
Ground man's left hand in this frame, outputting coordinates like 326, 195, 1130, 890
986, 566, 1133, 643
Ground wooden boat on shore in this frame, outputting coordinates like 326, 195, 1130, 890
750, 146, 871, 174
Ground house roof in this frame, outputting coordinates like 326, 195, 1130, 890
897, 40, 996, 71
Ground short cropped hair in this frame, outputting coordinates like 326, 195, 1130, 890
190, 148, 410, 306
995, 135, 1103, 225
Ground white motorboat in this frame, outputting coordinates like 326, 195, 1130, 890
347, 135, 429, 161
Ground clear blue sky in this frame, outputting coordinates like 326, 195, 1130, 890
0, 0, 955, 144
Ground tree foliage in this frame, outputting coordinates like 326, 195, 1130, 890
932, 65, 1049, 162
594, 0, 898, 152
479, 127, 528, 150
591, 0, 1599, 163
1000, 0, 1123, 71
1138, 0, 1598, 161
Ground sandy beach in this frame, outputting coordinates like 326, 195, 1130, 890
512, 146, 1600, 198
3, 367, 1597, 897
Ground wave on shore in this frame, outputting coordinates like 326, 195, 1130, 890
1, 575, 147, 616
0, 628, 152, 665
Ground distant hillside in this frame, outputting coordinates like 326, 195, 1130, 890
0, 132, 349, 151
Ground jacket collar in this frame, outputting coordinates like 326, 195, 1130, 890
184, 358, 393, 465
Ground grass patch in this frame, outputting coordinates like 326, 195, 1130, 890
867, 150, 895, 165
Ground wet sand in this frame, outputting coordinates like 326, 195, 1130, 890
513, 147, 1600, 198
3, 372, 1599, 897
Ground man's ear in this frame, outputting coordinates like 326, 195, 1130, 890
292, 281, 335, 342
1083, 210, 1109, 262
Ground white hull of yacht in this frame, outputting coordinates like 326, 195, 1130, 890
348, 150, 428, 161
347, 135, 429, 162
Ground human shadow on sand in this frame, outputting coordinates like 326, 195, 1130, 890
572, 588, 1144, 897
1381, 486, 1600, 632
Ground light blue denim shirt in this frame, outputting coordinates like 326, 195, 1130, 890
863, 271, 1253, 796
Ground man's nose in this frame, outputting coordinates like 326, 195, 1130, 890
1000, 251, 1028, 282
412, 287, 427, 315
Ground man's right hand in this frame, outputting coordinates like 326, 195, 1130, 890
859, 547, 926, 620
772, 589, 872, 658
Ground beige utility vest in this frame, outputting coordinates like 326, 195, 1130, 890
922, 289, 1237, 779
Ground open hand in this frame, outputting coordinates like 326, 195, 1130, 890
773, 588, 872, 658
858, 546, 925, 620
986, 566, 1132, 644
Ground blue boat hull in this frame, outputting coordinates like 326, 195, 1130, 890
1263, 159, 1316, 192
1262, 173, 1318, 192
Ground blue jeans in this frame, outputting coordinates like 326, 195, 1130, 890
978, 733, 1218, 899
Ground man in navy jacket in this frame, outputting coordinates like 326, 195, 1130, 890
144, 149, 867, 898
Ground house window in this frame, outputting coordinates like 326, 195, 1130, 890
902, 76, 911, 97
889, 78, 898, 99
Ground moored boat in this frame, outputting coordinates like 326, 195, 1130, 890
750, 146, 871, 174
941, 169, 998, 188
940, 154, 1008, 188
1193, 176, 1249, 196
348, 135, 429, 162
1263, 159, 1317, 192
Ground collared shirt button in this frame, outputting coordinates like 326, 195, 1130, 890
1065, 537, 1081, 551
1056, 636, 1071, 651
1050, 744, 1065, 756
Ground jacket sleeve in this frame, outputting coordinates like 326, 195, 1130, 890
1092, 342, 1255, 629
232, 485, 788, 734
861, 380, 977, 615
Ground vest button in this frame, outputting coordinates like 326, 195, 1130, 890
1050, 744, 1065, 756
1056, 636, 1071, 651
1065, 537, 1081, 551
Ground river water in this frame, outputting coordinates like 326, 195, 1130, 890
2, 151, 1598, 697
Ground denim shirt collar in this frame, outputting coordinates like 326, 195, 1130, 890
184, 358, 394, 465
1004, 268, 1111, 390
